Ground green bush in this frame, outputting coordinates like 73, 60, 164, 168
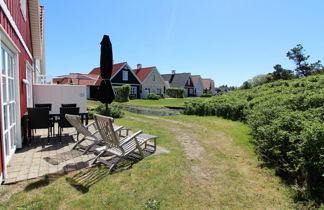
166, 88, 184, 98
114, 85, 130, 102
183, 75, 324, 201
94, 103, 124, 118
201, 93, 212, 97
147, 93, 160, 100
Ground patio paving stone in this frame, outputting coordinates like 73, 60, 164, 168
4, 126, 97, 184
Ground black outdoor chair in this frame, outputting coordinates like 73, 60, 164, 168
58, 107, 80, 139
35, 103, 52, 111
27, 108, 54, 141
61, 103, 77, 108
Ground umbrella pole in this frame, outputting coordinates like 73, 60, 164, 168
105, 103, 108, 115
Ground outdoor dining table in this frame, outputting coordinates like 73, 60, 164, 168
22, 112, 89, 145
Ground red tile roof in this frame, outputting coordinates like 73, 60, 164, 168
132, 67, 155, 82
89, 62, 126, 77
202, 79, 214, 89
191, 75, 202, 86
53, 62, 127, 86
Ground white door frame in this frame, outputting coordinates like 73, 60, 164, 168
0, 30, 21, 179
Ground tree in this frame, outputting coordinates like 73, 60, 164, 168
286, 44, 323, 77
240, 81, 252, 89
248, 74, 272, 87
272, 64, 294, 80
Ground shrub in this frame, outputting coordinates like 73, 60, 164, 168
147, 93, 160, 100
201, 93, 212, 97
94, 103, 124, 118
166, 88, 184, 98
114, 85, 130, 102
183, 74, 324, 201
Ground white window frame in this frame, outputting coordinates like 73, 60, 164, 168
122, 70, 128, 81
152, 74, 156, 82
25, 62, 33, 107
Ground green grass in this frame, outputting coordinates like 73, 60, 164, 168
0, 112, 300, 209
118, 98, 210, 108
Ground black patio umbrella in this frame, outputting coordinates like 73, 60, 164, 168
97, 35, 115, 112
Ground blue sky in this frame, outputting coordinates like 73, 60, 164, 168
41, 0, 324, 86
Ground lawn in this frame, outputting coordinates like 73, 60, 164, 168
0, 112, 300, 209
87, 98, 211, 109
117, 98, 210, 108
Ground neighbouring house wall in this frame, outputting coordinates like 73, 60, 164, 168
112, 67, 141, 99
33, 85, 87, 114
184, 77, 195, 97
195, 79, 204, 97
111, 67, 140, 85
141, 70, 165, 98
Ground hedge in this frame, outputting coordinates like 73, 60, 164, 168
88, 103, 124, 119
114, 84, 130, 102
183, 75, 324, 202
147, 93, 160, 100
166, 88, 184, 98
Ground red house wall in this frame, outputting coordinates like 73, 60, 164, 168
1, 0, 34, 176
0, 0, 33, 116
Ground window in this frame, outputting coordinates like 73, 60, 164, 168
20, 0, 27, 21
152, 74, 156, 81
122, 70, 128, 81
26, 63, 33, 107
131, 86, 137, 95
157, 88, 162, 94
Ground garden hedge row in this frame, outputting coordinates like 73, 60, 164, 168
114, 84, 130, 102
166, 88, 184, 98
183, 75, 324, 201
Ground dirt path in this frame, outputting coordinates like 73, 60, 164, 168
126, 115, 295, 209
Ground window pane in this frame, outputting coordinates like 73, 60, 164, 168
10, 126, 15, 149
4, 104, 8, 130
9, 57, 13, 77
9, 79, 14, 101
2, 77, 6, 102
7, 55, 11, 77
9, 103, 15, 125
5, 133, 9, 156
1, 48, 5, 75
123, 71, 128, 81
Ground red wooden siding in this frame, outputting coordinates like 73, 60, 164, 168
3, 0, 33, 52
0, 1, 33, 116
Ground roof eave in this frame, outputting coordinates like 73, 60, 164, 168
29, 0, 42, 59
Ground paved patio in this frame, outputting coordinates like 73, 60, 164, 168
5, 126, 98, 184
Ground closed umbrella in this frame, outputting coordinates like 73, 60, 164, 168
97, 35, 115, 112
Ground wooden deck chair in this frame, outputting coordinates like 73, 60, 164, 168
93, 114, 144, 173
65, 114, 124, 154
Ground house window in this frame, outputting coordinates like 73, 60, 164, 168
122, 70, 128, 81
26, 63, 33, 107
20, 0, 27, 21
131, 86, 137, 95
144, 88, 150, 93
157, 88, 161, 94
152, 74, 156, 82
